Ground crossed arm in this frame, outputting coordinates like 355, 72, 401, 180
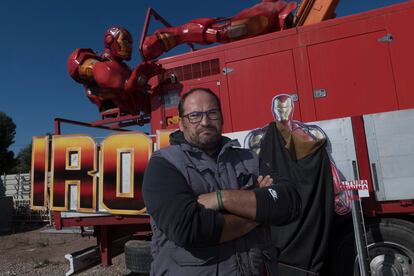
142, 156, 300, 247
197, 175, 302, 242
198, 175, 273, 242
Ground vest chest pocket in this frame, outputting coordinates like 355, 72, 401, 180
185, 163, 220, 194
232, 160, 257, 190
237, 173, 257, 190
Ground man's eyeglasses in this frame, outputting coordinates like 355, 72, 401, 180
181, 109, 221, 123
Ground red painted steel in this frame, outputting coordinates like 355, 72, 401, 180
351, 116, 378, 216
226, 50, 301, 130
307, 30, 398, 120
385, 7, 414, 109
54, 118, 128, 134
151, 1, 414, 218
100, 225, 111, 266
153, 1, 414, 131
53, 211, 62, 230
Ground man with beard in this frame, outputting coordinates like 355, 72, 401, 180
142, 88, 300, 275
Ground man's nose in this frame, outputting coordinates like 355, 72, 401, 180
200, 114, 210, 126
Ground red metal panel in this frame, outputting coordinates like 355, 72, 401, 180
187, 79, 234, 133
151, 53, 227, 132
152, 78, 230, 132
293, 47, 317, 122
226, 50, 300, 131
307, 30, 398, 120
385, 6, 414, 109
224, 29, 298, 63
376, 201, 414, 214
299, 12, 388, 45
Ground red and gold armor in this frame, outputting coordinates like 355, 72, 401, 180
142, 0, 297, 60
67, 26, 163, 115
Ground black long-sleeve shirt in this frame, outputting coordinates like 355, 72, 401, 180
143, 156, 224, 247
143, 155, 300, 248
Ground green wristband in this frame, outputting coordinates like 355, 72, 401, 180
216, 190, 224, 211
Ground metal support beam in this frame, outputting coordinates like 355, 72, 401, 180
100, 225, 112, 266
350, 191, 370, 275
65, 246, 100, 276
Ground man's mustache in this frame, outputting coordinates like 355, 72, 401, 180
197, 126, 218, 134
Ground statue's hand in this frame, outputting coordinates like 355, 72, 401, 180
135, 61, 164, 79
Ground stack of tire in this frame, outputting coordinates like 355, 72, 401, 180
125, 240, 152, 275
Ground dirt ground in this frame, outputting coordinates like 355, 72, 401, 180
0, 223, 128, 276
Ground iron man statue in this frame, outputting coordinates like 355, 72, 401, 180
245, 94, 351, 215
68, 26, 163, 115
142, 0, 297, 60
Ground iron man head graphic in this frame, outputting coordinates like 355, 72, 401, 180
104, 26, 133, 61
271, 93, 294, 122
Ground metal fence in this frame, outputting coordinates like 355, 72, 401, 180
0, 173, 51, 223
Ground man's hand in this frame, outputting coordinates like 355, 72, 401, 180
197, 192, 219, 210
198, 193, 259, 243
220, 214, 258, 243
257, 175, 273, 188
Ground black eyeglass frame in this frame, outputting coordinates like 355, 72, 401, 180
180, 108, 221, 123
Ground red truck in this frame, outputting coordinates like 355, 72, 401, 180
150, 2, 414, 275
31, 1, 414, 275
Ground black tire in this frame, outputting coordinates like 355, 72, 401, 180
328, 218, 414, 276
125, 240, 152, 275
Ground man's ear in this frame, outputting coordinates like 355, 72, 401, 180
179, 118, 184, 131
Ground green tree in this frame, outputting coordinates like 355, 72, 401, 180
14, 143, 32, 173
0, 112, 17, 174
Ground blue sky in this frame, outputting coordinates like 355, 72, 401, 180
0, 0, 406, 154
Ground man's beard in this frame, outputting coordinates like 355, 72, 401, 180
191, 126, 221, 151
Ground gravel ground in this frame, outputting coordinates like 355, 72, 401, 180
0, 223, 129, 276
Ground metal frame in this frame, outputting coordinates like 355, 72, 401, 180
52, 116, 151, 266
54, 115, 150, 135
351, 116, 414, 216
364, 109, 414, 201
138, 7, 196, 61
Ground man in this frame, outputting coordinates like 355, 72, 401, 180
142, 88, 300, 275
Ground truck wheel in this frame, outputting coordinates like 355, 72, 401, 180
124, 240, 152, 275
330, 218, 414, 276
